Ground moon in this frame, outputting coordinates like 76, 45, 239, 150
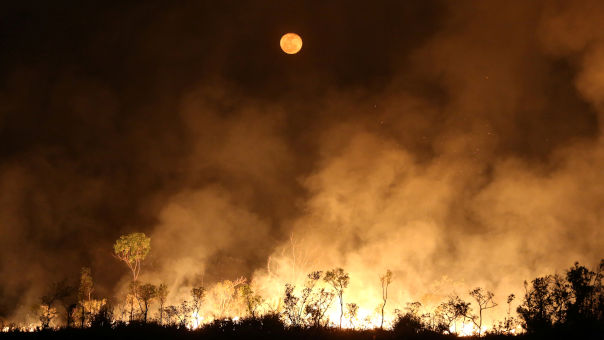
280, 33, 302, 54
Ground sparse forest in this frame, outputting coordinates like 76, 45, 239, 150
0, 233, 601, 339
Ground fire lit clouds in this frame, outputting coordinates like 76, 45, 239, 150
0, 0, 602, 326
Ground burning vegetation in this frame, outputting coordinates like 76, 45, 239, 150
1, 2, 604, 339
1, 232, 601, 338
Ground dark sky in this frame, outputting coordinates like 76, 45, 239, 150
0, 1, 602, 319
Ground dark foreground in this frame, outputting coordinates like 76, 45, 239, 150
0, 319, 602, 340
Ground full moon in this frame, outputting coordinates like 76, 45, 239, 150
280, 33, 302, 54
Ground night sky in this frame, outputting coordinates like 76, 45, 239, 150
0, 1, 602, 320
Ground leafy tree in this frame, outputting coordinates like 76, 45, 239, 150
517, 276, 556, 332
324, 268, 349, 328
393, 310, 423, 337
566, 261, 602, 324
516, 260, 603, 333
469, 287, 497, 336
113, 232, 151, 281
137, 283, 157, 323
379, 269, 392, 329
157, 283, 168, 325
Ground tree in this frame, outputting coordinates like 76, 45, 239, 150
469, 287, 497, 336
39, 280, 73, 329
324, 268, 349, 328
345, 303, 359, 329
191, 286, 206, 327
137, 283, 157, 323
282, 271, 322, 326
435, 295, 467, 334
177, 300, 191, 327
78, 267, 93, 327
566, 261, 601, 323
517, 276, 555, 332
126, 280, 140, 321
164, 305, 179, 325
393, 308, 424, 337
208, 278, 245, 319
157, 283, 168, 325
380, 269, 392, 329
239, 283, 263, 318
113, 232, 151, 281
283, 283, 301, 326
305, 288, 335, 327
35, 305, 57, 329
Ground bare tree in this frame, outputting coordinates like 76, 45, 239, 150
436, 295, 467, 334
380, 269, 392, 329
324, 268, 349, 328
191, 286, 206, 326
208, 277, 245, 319
469, 287, 498, 336
345, 303, 359, 329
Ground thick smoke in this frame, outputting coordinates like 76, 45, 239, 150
0, 0, 602, 326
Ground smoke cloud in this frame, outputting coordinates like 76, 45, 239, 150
0, 0, 602, 326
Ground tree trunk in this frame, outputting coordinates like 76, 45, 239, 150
339, 294, 343, 328
381, 299, 386, 329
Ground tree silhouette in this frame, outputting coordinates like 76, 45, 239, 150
305, 288, 335, 327
566, 261, 602, 324
436, 295, 467, 334
380, 269, 392, 329
191, 285, 206, 327
345, 303, 359, 329
283, 271, 322, 326
78, 267, 93, 327
138, 283, 157, 323
517, 276, 557, 332
469, 287, 497, 336
516, 260, 603, 333
157, 283, 168, 325
324, 268, 349, 328
38, 280, 72, 328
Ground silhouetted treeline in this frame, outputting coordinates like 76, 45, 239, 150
1, 260, 602, 339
